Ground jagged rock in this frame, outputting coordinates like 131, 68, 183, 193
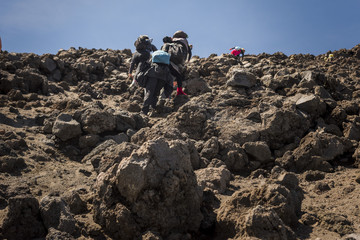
39, 195, 77, 235
218, 139, 248, 172
216, 176, 302, 239
243, 141, 272, 163
98, 141, 138, 173
46, 227, 76, 240
262, 70, 299, 90
115, 111, 136, 132
226, 69, 257, 88
41, 57, 57, 73
103, 132, 129, 144
353, 145, 360, 167
243, 205, 296, 240
260, 105, 310, 149
200, 136, 219, 160
0, 156, 26, 173
183, 78, 211, 96
276, 130, 344, 172
78, 134, 100, 149
81, 139, 116, 166
343, 121, 360, 141
62, 190, 88, 215
1, 44, 360, 239
7, 89, 25, 101
1, 195, 46, 240
304, 170, 325, 181
195, 165, 232, 194
295, 94, 326, 116
80, 108, 116, 134
15, 68, 49, 95
93, 138, 203, 238
52, 113, 82, 141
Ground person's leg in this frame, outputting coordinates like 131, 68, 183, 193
162, 74, 174, 99
142, 78, 157, 114
169, 64, 186, 95
152, 80, 166, 110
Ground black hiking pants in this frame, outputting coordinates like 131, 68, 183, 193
142, 77, 166, 114
169, 64, 184, 88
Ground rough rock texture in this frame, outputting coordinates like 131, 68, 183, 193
93, 138, 203, 239
216, 172, 303, 239
1, 44, 360, 239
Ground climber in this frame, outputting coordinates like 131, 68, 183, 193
142, 50, 171, 116
325, 51, 334, 62
161, 30, 192, 96
0, 36, 2, 52
128, 35, 157, 88
229, 46, 245, 61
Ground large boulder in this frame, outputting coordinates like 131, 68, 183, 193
183, 78, 211, 96
243, 141, 272, 163
216, 172, 303, 240
15, 69, 49, 95
195, 165, 232, 194
295, 94, 326, 116
226, 69, 257, 88
39, 195, 77, 235
276, 130, 344, 172
1, 195, 46, 240
40, 57, 57, 73
52, 113, 82, 141
93, 138, 203, 239
260, 106, 311, 149
80, 108, 116, 134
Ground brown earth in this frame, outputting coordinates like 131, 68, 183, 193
0, 45, 360, 239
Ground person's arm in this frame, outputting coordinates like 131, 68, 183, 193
151, 44, 157, 52
187, 44, 192, 61
129, 53, 139, 76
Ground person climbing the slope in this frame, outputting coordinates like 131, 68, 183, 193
229, 46, 245, 61
142, 50, 171, 116
128, 35, 157, 88
0, 37, 2, 52
161, 30, 192, 96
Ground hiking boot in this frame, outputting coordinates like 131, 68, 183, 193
176, 87, 187, 95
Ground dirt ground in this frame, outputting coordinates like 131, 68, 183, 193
1, 89, 360, 240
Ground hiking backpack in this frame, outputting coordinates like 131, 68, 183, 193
162, 41, 188, 65
134, 61, 151, 88
152, 50, 170, 65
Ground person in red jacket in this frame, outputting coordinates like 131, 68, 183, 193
229, 46, 245, 60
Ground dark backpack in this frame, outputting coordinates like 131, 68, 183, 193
134, 61, 151, 87
162, 42, 188, 65
134, 35, 152, 51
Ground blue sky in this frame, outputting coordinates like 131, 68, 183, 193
0, 0, 359, 58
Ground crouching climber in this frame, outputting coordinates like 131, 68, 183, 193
230, 46, 245, 62
142, 50, 171, 116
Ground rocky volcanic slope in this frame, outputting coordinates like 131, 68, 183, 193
1, 45, 360, 240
